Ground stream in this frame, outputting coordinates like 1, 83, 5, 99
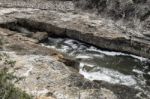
0, 22, 150, 97
43, 36, 150, 96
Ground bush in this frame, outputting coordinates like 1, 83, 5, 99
0, 68, 32, 99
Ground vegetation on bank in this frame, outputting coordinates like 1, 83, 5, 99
0, 68, 32, 99
0, 52, 32, 99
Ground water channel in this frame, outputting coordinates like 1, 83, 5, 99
43, 36, 150, 97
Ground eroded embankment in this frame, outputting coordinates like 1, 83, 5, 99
0, 18, 150, 59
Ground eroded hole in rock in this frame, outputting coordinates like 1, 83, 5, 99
0, 19, 150, 98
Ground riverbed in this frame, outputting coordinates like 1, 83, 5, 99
43, 36, 150, 97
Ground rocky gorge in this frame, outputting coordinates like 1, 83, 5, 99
0, 0, 150, 99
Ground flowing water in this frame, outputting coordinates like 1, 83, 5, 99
1, 23, 150, 97
43, 36, 150, 96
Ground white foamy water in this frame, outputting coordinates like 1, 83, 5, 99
87, 46, 148, 61
79, 63, 137, 86
45, 37, 148, 63
75, 54, 93, 59
132, 69, 143, 74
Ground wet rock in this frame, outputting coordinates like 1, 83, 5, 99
32, 32, 48, 42
82, 65, 94, 72
58, 57, 80, 70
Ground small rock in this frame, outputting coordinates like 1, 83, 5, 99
32, 32, 48, 42
58, 57, 80, 70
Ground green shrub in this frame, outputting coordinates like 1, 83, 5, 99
0, 68, 32, 99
